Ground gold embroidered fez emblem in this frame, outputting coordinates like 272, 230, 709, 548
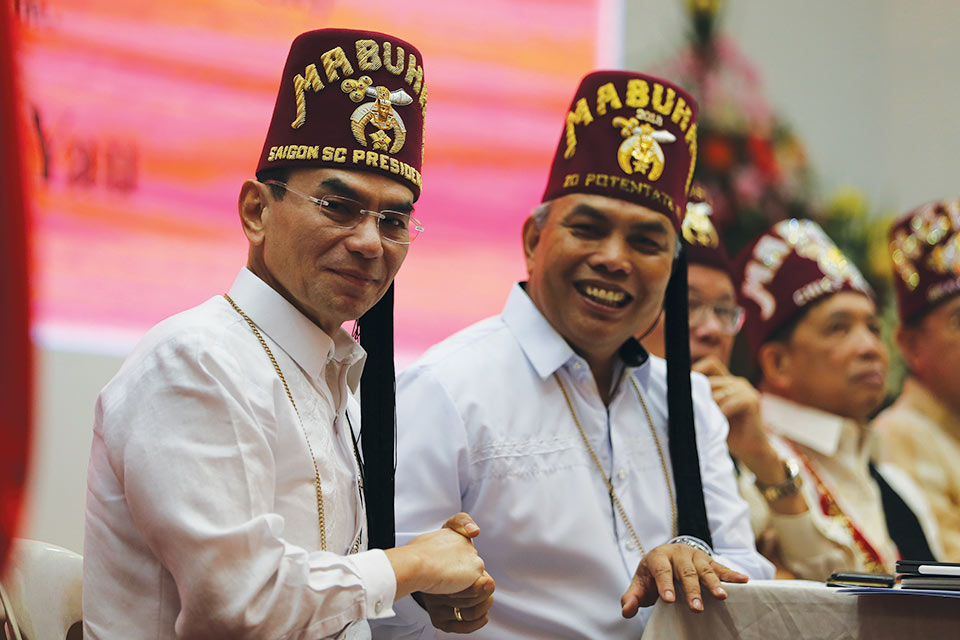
890, 201, 960, 291
784, 220, 869, 289
340, 76, 412, 153
682, 201, 720, 248
612, 111, 677, 180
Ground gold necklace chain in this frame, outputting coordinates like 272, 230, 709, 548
224, 294, 330, 552
554, 371, 677, 555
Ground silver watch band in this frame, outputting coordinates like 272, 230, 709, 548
668, 535, 714, 557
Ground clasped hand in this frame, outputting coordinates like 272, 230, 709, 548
413, 514, 495, 634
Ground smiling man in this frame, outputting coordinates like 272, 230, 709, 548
735, 219, 941, 575
83, 29, 487, 640
373, 71, 771, 639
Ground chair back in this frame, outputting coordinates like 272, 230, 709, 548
0, 539, 83, 640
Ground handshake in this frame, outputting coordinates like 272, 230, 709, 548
385, 513, 748, 634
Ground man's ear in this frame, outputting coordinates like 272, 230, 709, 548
239, 180, 269, 245
896, 324, 920, 372
522, 215, 542, 274
758, 341, 792, 393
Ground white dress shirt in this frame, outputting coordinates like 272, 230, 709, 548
373, 284, 772, 639
84, 268, 397, 640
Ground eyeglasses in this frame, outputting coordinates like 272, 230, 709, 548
688, 299, 746, 335
263, 180, 424, 244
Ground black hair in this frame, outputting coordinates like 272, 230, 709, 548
903, 292, 960, 328
751, 299, 816, 386
255, 166, 290, 200
766, 303, 814, 345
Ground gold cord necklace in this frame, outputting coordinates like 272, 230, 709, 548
554, 371, 677, 555
225, 293, 351, 553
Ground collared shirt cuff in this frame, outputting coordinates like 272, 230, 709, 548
770, 509, 828, 559
667, 535, 714, 557
346, 549, 397, 619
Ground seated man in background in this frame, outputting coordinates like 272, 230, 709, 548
84, 29, 486, 639
374, 70, 772, 639
733, 219, 941, 577
874, 197, 960, 561
643, 191, 836, 579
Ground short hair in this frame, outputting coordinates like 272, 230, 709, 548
531, 201, 552, 228
255, 166, 290, 200
903, 292, 960, 329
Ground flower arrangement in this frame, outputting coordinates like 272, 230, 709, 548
658, 0, 904, 393
656, 0, 817, 256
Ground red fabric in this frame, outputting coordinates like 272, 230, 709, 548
256, 29, 427, 200
0, 3, 33, 572
889, 198, 960, 323
540, 70, 699, 230
734, 219, 873, 362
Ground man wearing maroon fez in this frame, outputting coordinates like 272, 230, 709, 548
734, 219, 940, 577
643, 193, 828, 579
874, 197, 960, 561
643, 183, 741, 365
83, 29, 487, 639
376, 71, 771, 638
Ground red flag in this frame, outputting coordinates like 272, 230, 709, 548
0, 1, 33, 572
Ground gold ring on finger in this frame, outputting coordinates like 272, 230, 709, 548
453, 606, 463, 622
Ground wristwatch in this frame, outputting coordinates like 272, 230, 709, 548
755, 458, 802, 502
667, 535, 714, 557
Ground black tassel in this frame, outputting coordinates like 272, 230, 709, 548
357, 283, 396, 550
664, 249, 713, 547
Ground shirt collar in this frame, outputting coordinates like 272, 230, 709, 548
760, 393, 857, 456
502, 282, 649, 380
227, 268, 366, 391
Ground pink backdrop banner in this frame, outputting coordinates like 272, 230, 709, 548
17, 0, 607, 362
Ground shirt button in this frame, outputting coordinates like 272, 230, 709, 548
375, 599, 383, 614
573, 362, 582, 369
626, 540, 636, 551
618, 469, 627, 480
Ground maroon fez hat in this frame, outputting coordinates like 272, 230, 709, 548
257, 28, 427, 200
889, 197, 960, 323
541, 70, 698, 228
682, 183, 732, 276
735, 219, 873, 361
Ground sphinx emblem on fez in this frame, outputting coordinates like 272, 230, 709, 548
682, 201, 720, 249
612, 110, 676, 180
342, 76, 412, 153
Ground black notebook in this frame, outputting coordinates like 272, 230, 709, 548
896, 560, 960, 590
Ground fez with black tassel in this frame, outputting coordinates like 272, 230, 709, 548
357, 285, 397, 550
664, 249, 713, 546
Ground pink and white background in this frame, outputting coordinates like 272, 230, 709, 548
19, 0, 619, 363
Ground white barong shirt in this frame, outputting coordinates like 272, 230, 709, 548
84, 268, 397, 639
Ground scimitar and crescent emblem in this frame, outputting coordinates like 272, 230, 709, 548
342, 76, 412, 153
611, 113, 676, 181
682, 201, 720, 249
